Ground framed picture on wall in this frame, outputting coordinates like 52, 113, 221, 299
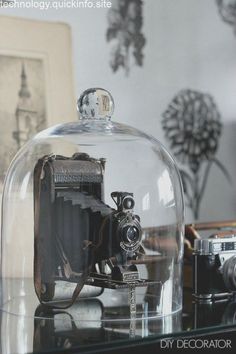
0, 15, 77, 184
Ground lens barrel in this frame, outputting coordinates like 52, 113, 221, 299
222, 255, 236, 291
117, 215, 142, 251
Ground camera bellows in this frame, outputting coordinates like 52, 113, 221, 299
55, 190, 114, 273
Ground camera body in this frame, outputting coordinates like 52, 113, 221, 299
34, 153, 143, 304
193, 234, 236, 300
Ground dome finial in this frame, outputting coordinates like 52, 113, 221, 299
77, 88, 114, 120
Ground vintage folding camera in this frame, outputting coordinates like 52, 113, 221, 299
34, 152, 144, 306
193, 233, 236, 300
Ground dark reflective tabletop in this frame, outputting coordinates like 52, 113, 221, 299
1, 288, 236, 354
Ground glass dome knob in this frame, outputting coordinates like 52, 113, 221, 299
77, 88, 115, 120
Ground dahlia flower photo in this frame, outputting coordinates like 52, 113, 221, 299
162, 89, 230, 219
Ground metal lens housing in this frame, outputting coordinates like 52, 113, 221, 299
118, 216, 142, 251
222, 255, 236, 291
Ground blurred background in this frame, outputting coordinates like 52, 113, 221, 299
0, 0, 236, 222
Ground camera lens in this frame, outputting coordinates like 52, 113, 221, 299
122, 225, 139, 244
122, 197, 135, 210
222, 256, 236, 291
127, 226, 139, 243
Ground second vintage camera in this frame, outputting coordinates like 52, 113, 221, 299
193, 233, 236, 300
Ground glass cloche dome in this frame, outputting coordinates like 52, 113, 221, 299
0, 88, 184, 324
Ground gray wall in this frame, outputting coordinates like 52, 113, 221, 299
1, 0, 236, 222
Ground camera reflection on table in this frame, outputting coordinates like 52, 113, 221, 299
33, 297, 182, 352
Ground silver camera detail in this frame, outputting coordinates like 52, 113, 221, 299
193, 234, 236, 300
